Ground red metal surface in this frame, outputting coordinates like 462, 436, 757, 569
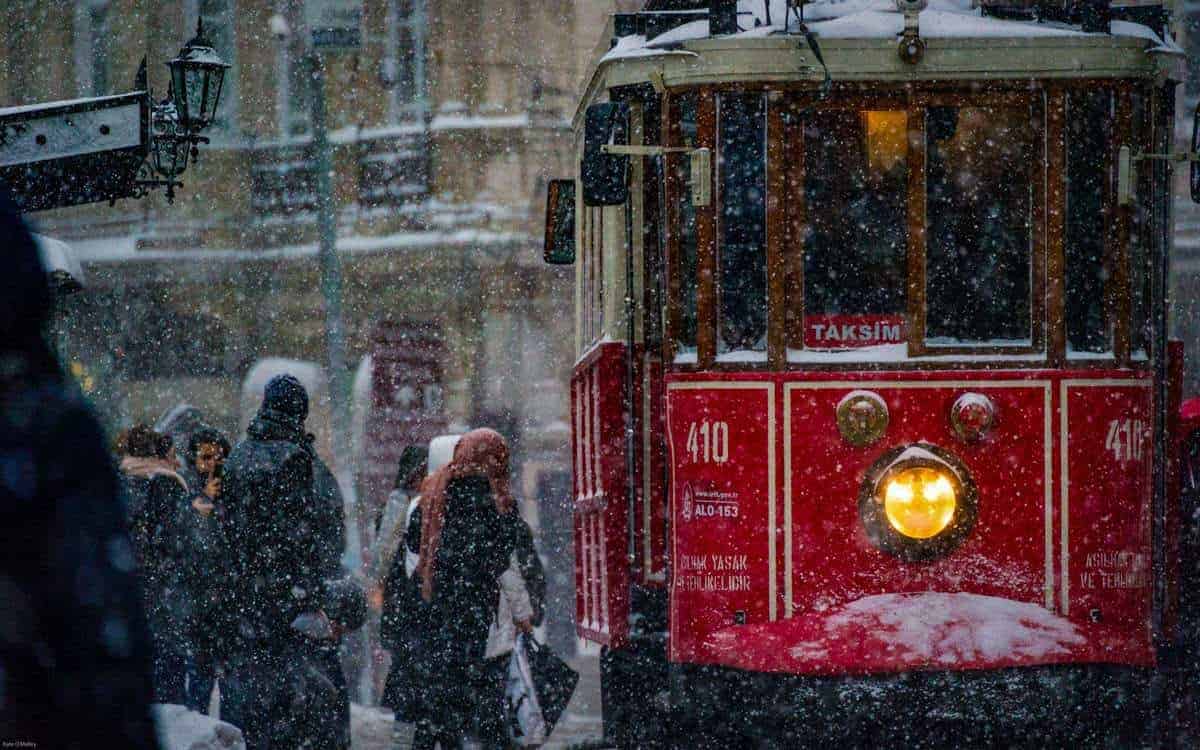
633, 352, 668, 586
665, 369, 1158, 675
1164, 340, 1185, 642
572, 342, 630, 647
701, 594, 1152, 675
362, 321, 447, 545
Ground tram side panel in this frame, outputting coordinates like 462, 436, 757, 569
572, 341, 630, 647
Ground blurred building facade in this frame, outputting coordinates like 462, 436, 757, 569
0, 1, 635, 516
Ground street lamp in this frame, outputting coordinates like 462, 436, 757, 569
139, 17, 231, 202
166, 18, 231, 136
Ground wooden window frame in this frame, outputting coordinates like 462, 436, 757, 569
663, 89, 705, 369
656, 80, 1150, 372
780, 93, 911, 360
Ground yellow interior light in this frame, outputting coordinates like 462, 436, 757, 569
882, 467, 957, 539
864, 110, 908, 173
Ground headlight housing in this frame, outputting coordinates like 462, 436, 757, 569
858, 443, 978, 562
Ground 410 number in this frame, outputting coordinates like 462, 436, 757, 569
686, 420, 730, 464
1105, 418, 1147, 463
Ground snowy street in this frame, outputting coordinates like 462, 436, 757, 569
349, 656, 605, 750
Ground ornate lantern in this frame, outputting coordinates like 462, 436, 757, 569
166, 18, 231, 134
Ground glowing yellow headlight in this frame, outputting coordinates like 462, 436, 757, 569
882, 467, 957, 539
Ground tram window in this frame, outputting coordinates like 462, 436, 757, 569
926, 105, 1034, 346
1130, 89, 1154, 360
672, 93, 698, 357
644, 97, 665, 351
717, 92, 768, 355
1065, 90, 1113, 355
582, 204, 604, 346
803, 109, 908, 333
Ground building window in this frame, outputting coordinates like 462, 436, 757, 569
386, 0, 427, 123
74, 0, 111, 97
274, 0, 311, 136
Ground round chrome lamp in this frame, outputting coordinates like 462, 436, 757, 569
858, 443, 978, 562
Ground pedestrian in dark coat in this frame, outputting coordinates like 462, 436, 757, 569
178, 425, 231, 714
0, 191, 159, 748
120, 424, 193, 705
411, 428, 529, 750
379, 507, 428, 738
217, 374, 339, 750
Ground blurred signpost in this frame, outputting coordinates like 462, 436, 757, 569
305, 0, 360, 553
305, 0, 367, 701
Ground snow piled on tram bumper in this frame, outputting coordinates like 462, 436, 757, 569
701, 592, 1153, 675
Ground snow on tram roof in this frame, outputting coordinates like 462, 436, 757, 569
601, 0, 1179, 63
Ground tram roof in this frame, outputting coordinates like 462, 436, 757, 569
576, 0, 1184, 127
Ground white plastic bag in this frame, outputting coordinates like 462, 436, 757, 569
504, 634, 547, 746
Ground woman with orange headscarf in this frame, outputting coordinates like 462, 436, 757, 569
403, 429, 534, 750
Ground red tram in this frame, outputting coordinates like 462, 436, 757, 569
542, 0, 1199, 745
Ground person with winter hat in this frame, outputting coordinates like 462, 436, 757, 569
217, 373, 339, 749
120, 423, 193, 704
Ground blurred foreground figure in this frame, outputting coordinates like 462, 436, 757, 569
0, 192, 159, 747
217, 374, 355, 749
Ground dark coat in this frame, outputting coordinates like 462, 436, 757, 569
0, 192, 158, 748
123, 469, 193, 657
393, 475, 514, 733
175, 495, 227, 662
305, 435, 346, 579
380, 511, 425, 717
509, 514, 546, 626
217, 410, 326, 659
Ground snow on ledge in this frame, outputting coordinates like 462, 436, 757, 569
153, 704, 245, 750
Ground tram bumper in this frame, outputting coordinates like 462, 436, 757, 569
670, 593, 1155, 747
669, 661, 1151, 749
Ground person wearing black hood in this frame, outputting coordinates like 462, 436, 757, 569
0, 190, 159, 747
217, 374, 350, 749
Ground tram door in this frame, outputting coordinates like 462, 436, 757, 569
571, 97, 673, 648
628, 99, 670, 589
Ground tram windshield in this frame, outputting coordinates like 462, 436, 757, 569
679, 87, 1156, 364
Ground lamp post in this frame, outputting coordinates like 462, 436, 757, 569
309, 51, 351, 509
